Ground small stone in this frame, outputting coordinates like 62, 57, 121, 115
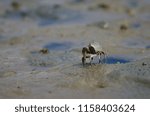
120, 24, 128, 31
48, 91, 52, 94
126, 8, 136, 16
17, 86, 21, 89
97, 3, 110, 10
39, 48, 49, 54
71, 0, 85, 3
142, 62, 146, 66
11, 1, 20, 10
88, 3, 110, 11
53, 4, 61, 9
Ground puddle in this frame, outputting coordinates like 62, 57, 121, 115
78, 55, 131, 65
44, 41, 74, 51
3, 10, 29, 19
1, 4, 82, 26
146, 45, 150, 49
36, 4, 82, 26
0, 35, 5, 40
138, 13, 150, 21
106, 56, 130, 64
144, 0, 150, 4
127, 0, 139, 8
122, 37, 150, 49
70, 0, 86, 4
126, 0, 150, 8
0, 1, 128, 26
130, 22, 141, 29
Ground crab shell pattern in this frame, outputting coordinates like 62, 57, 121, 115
82, 42, 105, 65
88, 42, 102, 54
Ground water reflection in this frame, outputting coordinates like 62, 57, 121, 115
106, 56, 130, 64
44, 42, 74, 50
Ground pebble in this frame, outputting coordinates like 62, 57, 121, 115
11, 1, 21, 10
39, 48, 49, 54
120, 24, 128, 31
97, 3, 110, 10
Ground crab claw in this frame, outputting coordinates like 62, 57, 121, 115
98, 56, 101, 63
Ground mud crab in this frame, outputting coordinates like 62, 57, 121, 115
82, 42, 106, 66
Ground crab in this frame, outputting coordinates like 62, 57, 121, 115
82, 42, 106, 66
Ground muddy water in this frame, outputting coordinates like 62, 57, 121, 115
0, 0, 150, 98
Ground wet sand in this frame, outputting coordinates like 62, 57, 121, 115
0, 0, 150, 98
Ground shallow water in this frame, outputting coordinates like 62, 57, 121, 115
122, 37, 150, 49
130, 22, 141, 29
44, 41, 74, 50
0, 2, 82, 26
106, 56, 130, 64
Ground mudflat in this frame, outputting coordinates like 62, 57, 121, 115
0, 0, 150, 98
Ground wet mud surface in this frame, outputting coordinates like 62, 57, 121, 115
0, 0, 150, 98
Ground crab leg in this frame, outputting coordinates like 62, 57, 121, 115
90, 54, 97, 64
98, 54, 101, 63
101, 52, 106, 63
